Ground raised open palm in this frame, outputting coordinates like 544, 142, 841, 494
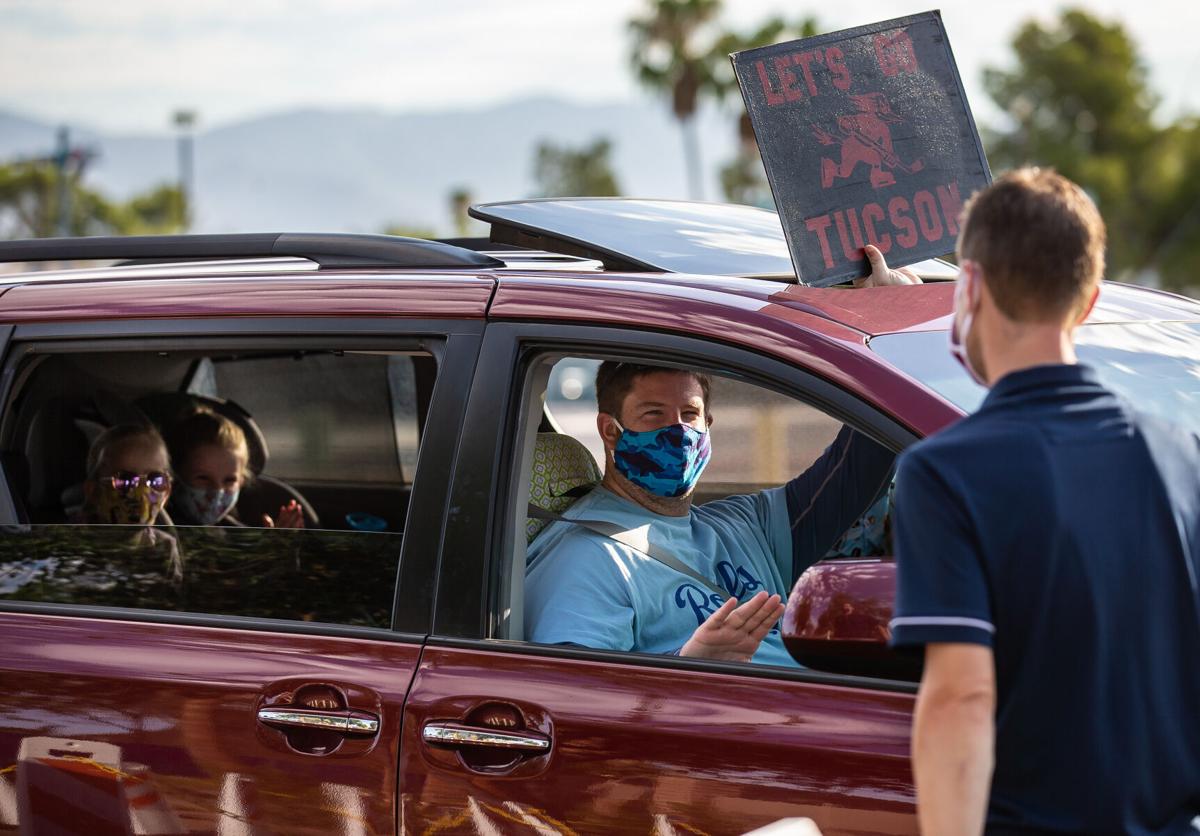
679, 590, 785, 662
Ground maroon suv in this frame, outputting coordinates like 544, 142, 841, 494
1, 199, 1197, 835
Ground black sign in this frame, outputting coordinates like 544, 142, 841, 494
733, 11, 990, 286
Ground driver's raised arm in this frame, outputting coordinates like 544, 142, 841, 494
785, 426, 894, 579
775, 245, 920, 575
782, 246, 917, 577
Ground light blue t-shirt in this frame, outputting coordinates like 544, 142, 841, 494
524, 484, 799, 667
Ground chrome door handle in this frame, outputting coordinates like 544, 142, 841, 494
257, 707, 379, 736
422, 722, 550, 752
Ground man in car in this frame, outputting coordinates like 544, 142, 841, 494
524, 248, 912, 665
888, 168, 1200, 833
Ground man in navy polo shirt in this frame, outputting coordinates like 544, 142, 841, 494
889, 169, 1200, 834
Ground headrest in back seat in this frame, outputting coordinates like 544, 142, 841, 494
136, 393, 268, 475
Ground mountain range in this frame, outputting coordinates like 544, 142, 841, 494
0, 97, 739, 235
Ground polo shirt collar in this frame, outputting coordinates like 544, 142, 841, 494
983, 363, 1102, 407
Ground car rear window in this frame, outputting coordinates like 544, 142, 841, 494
196, 353, 416, 484
0, 346, 436, 630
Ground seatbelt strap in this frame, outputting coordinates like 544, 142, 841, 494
528, 504, 729, 601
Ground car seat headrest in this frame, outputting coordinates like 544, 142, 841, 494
135, 392, 268, 475
526, 432, 601, 542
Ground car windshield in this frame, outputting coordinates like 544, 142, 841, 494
870, 321, 1200, 434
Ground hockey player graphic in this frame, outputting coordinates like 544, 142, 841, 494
814, 92, 924, 190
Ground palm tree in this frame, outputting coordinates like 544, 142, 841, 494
629, 0, 722, 200
711, 17, 820, 205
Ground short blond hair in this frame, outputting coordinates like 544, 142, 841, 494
164, 408, 251, 482
959, 168, 1106, 322
87, 424, 169, 479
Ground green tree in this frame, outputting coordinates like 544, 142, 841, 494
0, 161, 186, 238
533, 138, 622, 197
380, 224, 435, 239
983, 9, 1200, 292
710, 16, 820, 205
629, 0, 722, 199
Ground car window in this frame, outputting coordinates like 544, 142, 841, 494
0, 347, 435, 629
521, 355, 895, 671
0, 525, 400, 627
545, 358, 844, 501
195, 353, 416, 483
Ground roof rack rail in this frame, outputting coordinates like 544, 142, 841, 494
0, 232, 506, 270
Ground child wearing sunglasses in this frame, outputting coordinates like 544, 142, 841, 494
80, 424, 177, 554
164, 409, 304, 529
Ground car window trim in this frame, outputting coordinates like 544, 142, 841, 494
0, 320, 483, 637
436, 321, 918, 689
426, 635, 918, 695
9, 316, 484, 342
0, 324, 16, 522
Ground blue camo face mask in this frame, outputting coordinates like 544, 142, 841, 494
610, 418, 712, 498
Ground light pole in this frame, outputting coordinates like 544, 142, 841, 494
172, 109, 197, 229
54, 126, 71, 236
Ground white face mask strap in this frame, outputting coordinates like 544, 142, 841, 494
950, 261, 988, 387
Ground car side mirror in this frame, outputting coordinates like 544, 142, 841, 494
782, 557, 921, 682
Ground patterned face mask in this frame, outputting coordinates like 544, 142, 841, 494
90, 479, 168, 526
175, 483, 239, 525
611, 419, 712, 498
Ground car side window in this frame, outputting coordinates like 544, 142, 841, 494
197, 353, 421, 484
520, 354, 897, 672
0, 347, 435, 629
545, 358, 846, 502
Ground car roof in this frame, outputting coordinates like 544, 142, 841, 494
1, 257, 1195, 339
0, 198, 1196, 337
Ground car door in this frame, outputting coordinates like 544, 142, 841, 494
0, 315, 482, 835
398, 317, 926, 836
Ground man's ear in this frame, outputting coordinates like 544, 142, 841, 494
596, 413, 621, 450
1075, 285, 1100, 325
962, 260, 984, 308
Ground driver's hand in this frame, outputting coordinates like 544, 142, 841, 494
679, 590, 785, 662
853, 244, 923, 287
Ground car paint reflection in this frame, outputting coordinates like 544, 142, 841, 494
400, 647, 917, 835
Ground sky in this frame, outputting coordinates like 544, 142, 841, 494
1, 0, 1197, 134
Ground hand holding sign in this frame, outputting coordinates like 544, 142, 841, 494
854, 244, 923, 287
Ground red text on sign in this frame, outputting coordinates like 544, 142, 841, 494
804, 181, 963, 269
756, 47, 852, 106
873, 30, 919, 77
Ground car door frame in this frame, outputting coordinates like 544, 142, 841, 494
435, 318, 920, 659
0, 314, 487, 834
406, 318, 926, 834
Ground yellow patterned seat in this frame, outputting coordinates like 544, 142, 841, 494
526, 432, 602, 542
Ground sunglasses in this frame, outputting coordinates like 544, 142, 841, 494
106, 471, 172, 494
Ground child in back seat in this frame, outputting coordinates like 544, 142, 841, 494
164, 408, 304, 528
78, 423, 179, 561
